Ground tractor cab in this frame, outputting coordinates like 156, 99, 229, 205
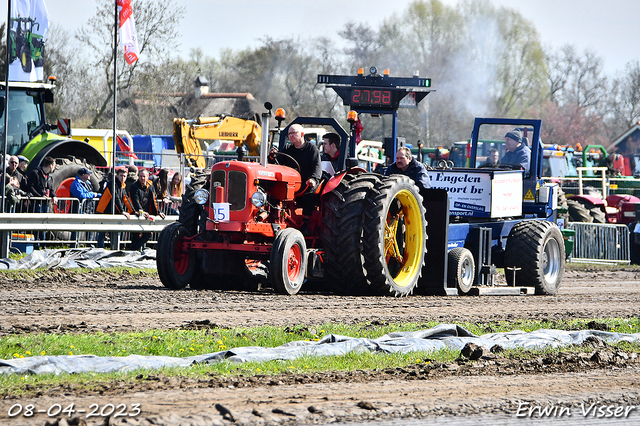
0, 81, 53, 155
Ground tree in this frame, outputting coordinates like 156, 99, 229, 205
75, 0, 185, 129
607, 60, 640, 131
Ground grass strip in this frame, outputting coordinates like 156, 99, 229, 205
1, 318, 639, 396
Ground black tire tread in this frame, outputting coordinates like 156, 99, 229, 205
504, 220, 565, 295
321, 173, 381, 294
156, 222, 193, 290
448, 247, 474, 294
362, 175, 427, 296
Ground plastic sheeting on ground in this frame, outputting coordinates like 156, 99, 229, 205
0, 248, 156, 270
1, 324, 639, 376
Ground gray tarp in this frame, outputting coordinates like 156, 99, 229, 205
1, 324, 639, 376
0, 248, 157, 270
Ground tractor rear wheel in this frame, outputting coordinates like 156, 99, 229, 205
504, 220, 565, 295
156, 222, 195, 289
448, 247, 475, 294
271, 228, 307, 295
321, 173, 380, 294
362, 175, 427, 296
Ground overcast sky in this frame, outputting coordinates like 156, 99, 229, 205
2, 0, 638, 76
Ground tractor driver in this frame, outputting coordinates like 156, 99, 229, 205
270, 124, 322, 233
500, 129, 531, 175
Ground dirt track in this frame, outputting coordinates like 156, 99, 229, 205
0, 267, 639, 425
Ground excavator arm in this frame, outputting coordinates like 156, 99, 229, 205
173, 115, 262, 168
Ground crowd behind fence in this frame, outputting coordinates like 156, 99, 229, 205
4, 195, 181, 253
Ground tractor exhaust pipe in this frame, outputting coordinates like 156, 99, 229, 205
260, 102, 272, 168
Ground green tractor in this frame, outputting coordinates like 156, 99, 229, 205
1, 80, 108, 201
9, 17, 44, 73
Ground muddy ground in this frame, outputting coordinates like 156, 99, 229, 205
0, 267, 639, 425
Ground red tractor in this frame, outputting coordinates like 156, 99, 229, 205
156, 103, 427, 295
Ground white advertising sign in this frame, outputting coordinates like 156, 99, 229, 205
489, 173, 523, 217
427, 170, 522, 218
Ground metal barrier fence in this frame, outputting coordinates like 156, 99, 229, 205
0, 213, 178, 257
567, 222, 630, 265
3, 193, 179, 255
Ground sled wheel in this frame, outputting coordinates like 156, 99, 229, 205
448, 247, 475, 294
271, 228, 307, 295
363, 175, 427, 296
157, 222, 195, 289
504, 220, 565, 295
321, 173, 380, 294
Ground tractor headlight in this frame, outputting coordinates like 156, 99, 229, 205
251, 189, 267, 207
194, 188, 209, 205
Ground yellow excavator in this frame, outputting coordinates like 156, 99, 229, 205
173, 115, 261, 168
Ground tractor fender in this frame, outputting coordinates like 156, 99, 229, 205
321, 168, 368, 197
606, 194, 640, 209
567, 194, 605, 208
25, 136, 108, 172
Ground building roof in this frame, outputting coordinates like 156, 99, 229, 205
609, 121, 640, 150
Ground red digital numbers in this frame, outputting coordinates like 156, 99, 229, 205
351, 89, 392, 106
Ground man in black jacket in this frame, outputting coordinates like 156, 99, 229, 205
129, 168, 165, 251
26, 156, 58, 246
95, 167, 133, 248
384, 147, 431, 191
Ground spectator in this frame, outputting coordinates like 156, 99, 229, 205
501, 129, 531, 175
125, 164, 138, 192
384, 147, 431, 192
95, 167, 133, 249
6, 156, 24, 189
70, 167, 99, 243
26, 156, 57, 246
70, 168, 99, 214
17, 155, 29, 173
16, 155, 29, 192
4, 175, 22, 212
129, 169, 165, 251
169, 172, 183, 198
167, 171, 183, 215
153, 168, 173, 216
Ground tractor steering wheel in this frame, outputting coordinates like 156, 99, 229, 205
272, 152, 301, 174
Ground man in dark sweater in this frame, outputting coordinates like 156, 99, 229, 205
384, 147, 431, 191
270, 124, 322, 231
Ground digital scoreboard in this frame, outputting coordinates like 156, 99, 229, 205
318, 72, 433, 111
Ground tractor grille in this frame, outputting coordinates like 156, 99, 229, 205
211, 169, 246, 211
228, 170, 247, 211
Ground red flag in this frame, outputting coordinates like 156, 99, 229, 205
117, 135, 138, 159
117, 0, 139, 65
354, 117, 363, 145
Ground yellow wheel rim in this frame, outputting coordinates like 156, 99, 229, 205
383, 189, 424, 288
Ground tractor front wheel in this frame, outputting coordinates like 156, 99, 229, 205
504, 220, 565, 295
362, 175, 427, 296
157, 222, 195, 289
271, 228, 307, 295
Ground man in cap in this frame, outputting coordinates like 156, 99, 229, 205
70, 167, 100, 243
70, 167, 99, 213
500, 129, 531, 175
16, 155, 29, 192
